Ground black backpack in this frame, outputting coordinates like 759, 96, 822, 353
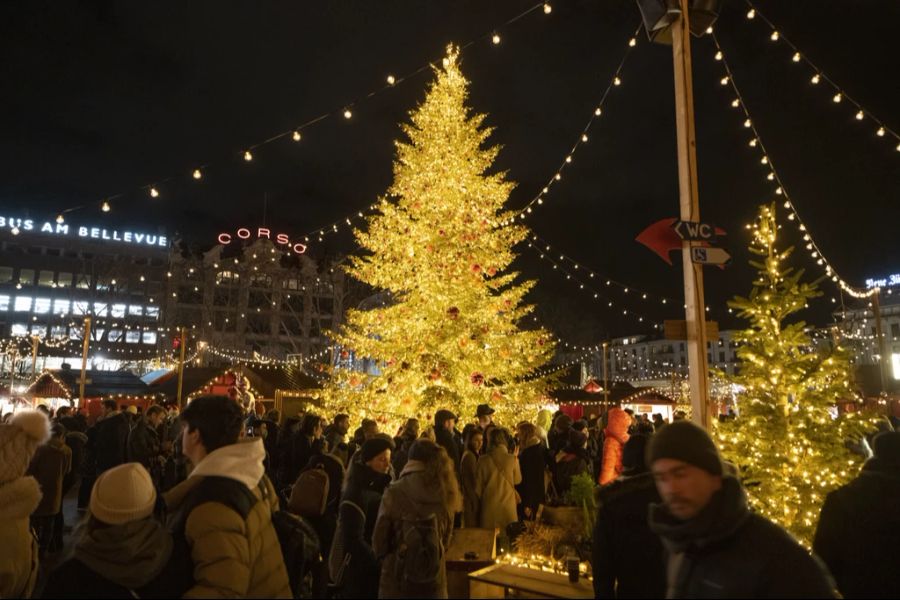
169, 476, 321, 599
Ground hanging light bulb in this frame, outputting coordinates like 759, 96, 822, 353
744, 118, 752, 128
856, 110, 864, 120
581, 133, 588, 142
343, 108, 352, 119
292, 130, 302, 141
731, 98, 740, 108
720, 76, 729, 85
770, 31, 779, 41
746, 8, 756, 19
11, 225, 20, 235
614, 76, 622, 86
150, 187, 160, 198
749, 138, 758, 147
832, 93, 842, 103
761, 156, 769, 164
386, 74, 396, 85
783, 200, 790, 209
628, 37, 636, 47
243, 150, 253, 161
876, 127, 885, 137
594, 107, 602, 116
792, 52, 801, 63
56, 214, 64, 224
811, 74, 821, 84
192, 168, 202, 179
492, 33, 501, 45
715, 51, 723, 61
101, 200, 111, 212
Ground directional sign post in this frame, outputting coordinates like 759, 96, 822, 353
673, 219, 717, 242
690, 247, 731, 266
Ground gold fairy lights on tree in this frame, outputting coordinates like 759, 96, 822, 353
716, 202, 879, 546
323, 47, 557, 425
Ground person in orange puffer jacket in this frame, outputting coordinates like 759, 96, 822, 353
599, 408, 631, 485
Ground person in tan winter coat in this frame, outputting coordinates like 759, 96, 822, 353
373, 439, 462, 599
0, 410, 50, 599
475, 428, 521, 548
164, 396, 291, 599
459, 426, 483, 528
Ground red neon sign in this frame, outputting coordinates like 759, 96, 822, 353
217, 227, 307, 255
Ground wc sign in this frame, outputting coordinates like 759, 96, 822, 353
217, 227, 307, 255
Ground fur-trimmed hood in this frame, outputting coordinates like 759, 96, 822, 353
0, 476, 42, 520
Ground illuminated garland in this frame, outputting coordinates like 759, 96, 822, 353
741, 0, 900, 155
708, 34, 876, 299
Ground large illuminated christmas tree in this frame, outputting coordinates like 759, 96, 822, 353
324, 47, 556, 425
717, 203, 874, 546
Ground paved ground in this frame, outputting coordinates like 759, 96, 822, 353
31, 483, 82, 597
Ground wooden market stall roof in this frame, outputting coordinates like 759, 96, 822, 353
27, 368, 154, 401
147, 364, 323, 403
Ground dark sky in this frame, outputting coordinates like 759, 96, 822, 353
2, 0, 898, 341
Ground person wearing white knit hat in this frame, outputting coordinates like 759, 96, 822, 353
0, 409, 50, 599
43, 462, 180, 598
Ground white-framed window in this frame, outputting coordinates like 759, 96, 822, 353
34, 298, 51, 314
38, 271, 55, 286
53, 299, 70, 315
111, 304, 126, 318
126, 331, 141, 344
128, 305, 143, 316
11, 323, 29, 336
31, 324, 47, 337
14, 296, 32, 312
108, 329, 123, 342
57, 272, 73, 287
145, 306, 160, 320
73, 301, 90, 315
51, 325, 67, 338
142, 331, 158, 345
93, 302, 109, 317
0, 294, 9, 311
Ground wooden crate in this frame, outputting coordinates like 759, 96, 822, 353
446, 528, 497, 599
468, 563, 594, 599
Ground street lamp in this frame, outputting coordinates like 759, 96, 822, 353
635, 0, 721, 43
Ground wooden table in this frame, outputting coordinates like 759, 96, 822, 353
468, 563, 594, 599
446, 528, 497, 599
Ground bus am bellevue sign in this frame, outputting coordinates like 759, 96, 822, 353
0, 216, 167, 248
217, 227, 308, 255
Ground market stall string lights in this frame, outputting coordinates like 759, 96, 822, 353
45, 2, 559, 222
740, 0, 900, 156
707, 33, 876, 300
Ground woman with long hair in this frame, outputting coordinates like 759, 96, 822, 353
373, 439, 462, 599
475, 428, 521, 551
459, 426, 483, 527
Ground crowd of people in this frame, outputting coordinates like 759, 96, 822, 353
0, 397, 897, 599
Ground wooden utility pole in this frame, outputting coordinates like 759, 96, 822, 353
872, 289, 888, 393
672, 0, 711, 429
176, 327, 187, 408
79, 317, 92, 407
30, 335, 39, 378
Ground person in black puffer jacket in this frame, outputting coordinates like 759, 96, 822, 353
814, 430, 900, 599
592, 433, 665, 598
646, 421, 835, 599
331, 437, 393, 599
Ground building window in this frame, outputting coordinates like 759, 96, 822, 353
214, 287, 235, 306
0, 295, 9, 311
73, 301, 90, 315
38, 271, 55, 286
0, 266, 12, 283
145, 306, 160, 320
126, 331, 141, 344
111, 304, 126, 318
34, 298, 51, 314
216, 271, 239, 285
177, 286, 202, 304
76, 274, 91, 289
14, 296, 32, 312
93, 302, 109, 317
57, 272, 73, 287
108, 329, 123, 343
283, 278, 300, 290
31, 324, 47, 337
51, 325, 67, 338
51, 299, 69, 316
128, 305, 143, 317
248, 290, 270, 309
11, 323, 28, 336
18, 269, 35, 285
892, 323, 900, 339
142, 331, 158, 345
719, 352, 725, 362
250, 274, 272, 288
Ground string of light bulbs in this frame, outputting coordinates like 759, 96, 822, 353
708, 33, 876, 300
502, 23, 643, 225
48, 2, 558, 226
741, 0, 900, 155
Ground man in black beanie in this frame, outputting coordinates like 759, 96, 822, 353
646, 420, 835, 599
813, 430, 900, 598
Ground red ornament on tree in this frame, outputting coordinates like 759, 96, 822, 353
447, 306, 460, 319
471, 264, 481, 273
470, 372, 485, 386
429, 368, 442, 381
340, 349, 350, 360
537, 338, 546, 346
487, 267, 497, 276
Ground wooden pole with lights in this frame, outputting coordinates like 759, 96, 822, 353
671, 0, 711, 429
176, 327, 187, 408
79, 317, 92, 407
30, 335, 39, 378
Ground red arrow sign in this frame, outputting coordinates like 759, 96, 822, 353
636, 218, 726, 266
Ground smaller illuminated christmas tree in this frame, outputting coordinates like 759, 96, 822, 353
717, 203, 874, 546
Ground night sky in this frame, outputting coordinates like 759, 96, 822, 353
2, 0, 898, 341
